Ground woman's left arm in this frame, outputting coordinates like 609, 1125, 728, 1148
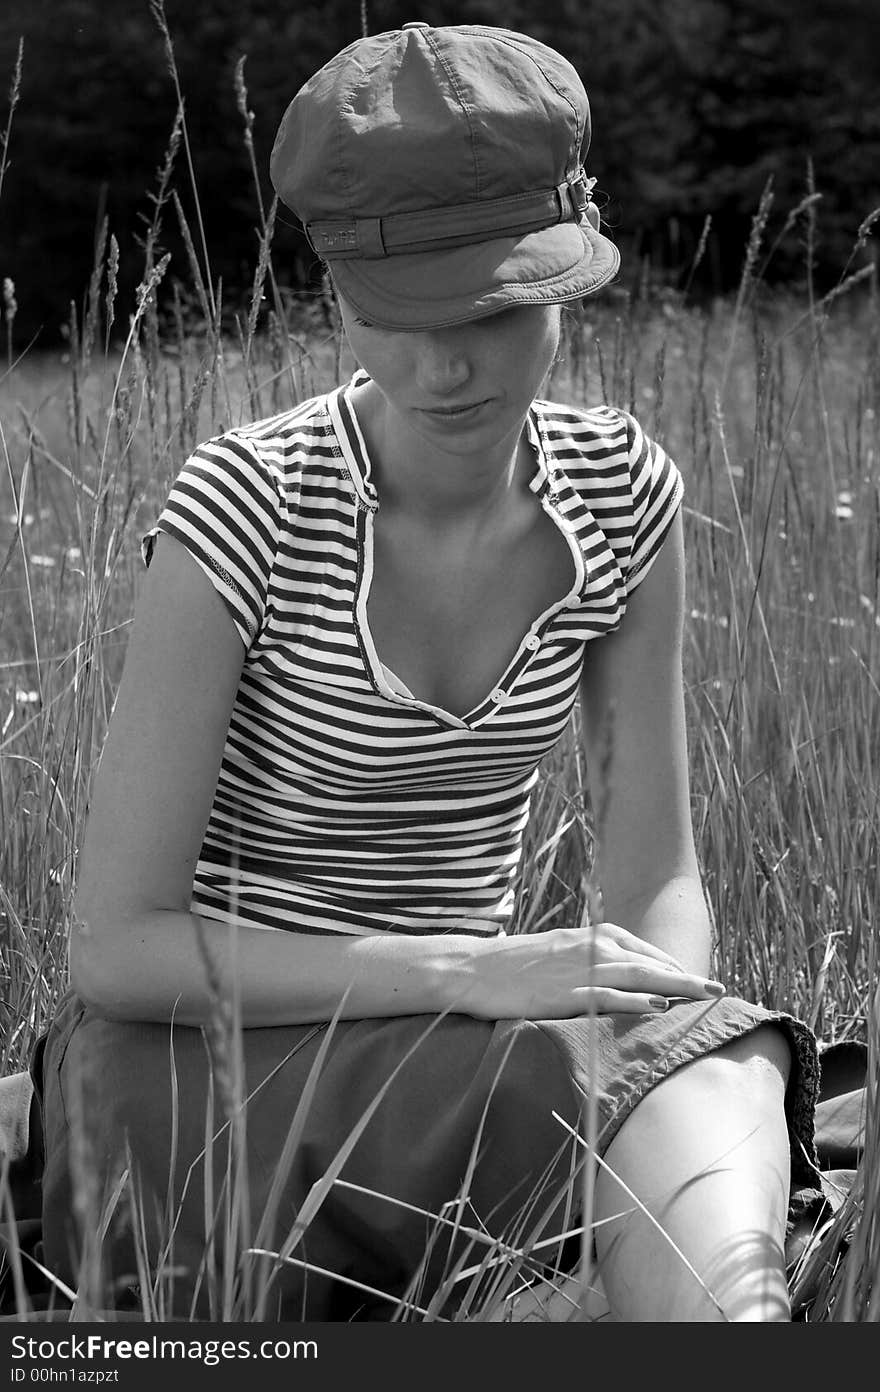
579, 509, 712, 977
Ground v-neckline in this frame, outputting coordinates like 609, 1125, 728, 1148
328, 374, 587, 729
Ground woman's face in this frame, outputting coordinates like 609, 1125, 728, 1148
337, 294, 562, 456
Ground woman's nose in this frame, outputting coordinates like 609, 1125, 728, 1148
413, 330, 471, 396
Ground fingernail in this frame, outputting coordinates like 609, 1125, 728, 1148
704, 981, 726, 996
649, 996, 670, 1010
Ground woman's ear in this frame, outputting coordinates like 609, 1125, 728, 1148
320, 266, 338, 324
330, 283, 365, 370
538, 304, 566, 392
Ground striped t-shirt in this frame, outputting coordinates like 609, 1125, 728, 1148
141, 370, 683, 937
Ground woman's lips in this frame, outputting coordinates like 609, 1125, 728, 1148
418, 399, 492, 421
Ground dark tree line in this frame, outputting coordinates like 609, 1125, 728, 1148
0, 0, 878, 348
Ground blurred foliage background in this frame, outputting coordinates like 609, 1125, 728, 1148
1, 0, 878, 348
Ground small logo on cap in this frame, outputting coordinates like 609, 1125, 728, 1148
315, 227, 358, 251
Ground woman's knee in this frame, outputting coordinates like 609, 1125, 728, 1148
649, 1024, 792, 1123
606, 1023, 792, 1155
707, 1023, 792, 1093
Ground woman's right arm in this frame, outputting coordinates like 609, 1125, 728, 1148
70, 533, 477, 1027
72, 534, 720, 1027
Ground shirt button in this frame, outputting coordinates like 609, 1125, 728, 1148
490, 687, 507, 704
524, 634, 541, 651
564, 595, 580, 609
402, 20, 430, 28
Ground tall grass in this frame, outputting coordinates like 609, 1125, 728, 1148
1, 15, 879, 1320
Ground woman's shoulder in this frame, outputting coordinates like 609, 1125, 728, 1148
531, 393, 682, 519
531, 395, 644, 451
184, 386, 346, 501
531, 395, 651, 473
219, 387, 336, 453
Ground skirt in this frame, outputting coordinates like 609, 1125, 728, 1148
35, 988, 825, 1321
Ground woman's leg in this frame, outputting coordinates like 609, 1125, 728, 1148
594, 1024, 793, 1321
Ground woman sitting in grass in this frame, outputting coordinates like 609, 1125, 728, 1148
38, 22, 824, 1321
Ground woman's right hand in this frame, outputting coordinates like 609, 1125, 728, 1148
448, 921, 725, 1021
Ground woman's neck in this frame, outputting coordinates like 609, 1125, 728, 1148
351, 377, 532, 526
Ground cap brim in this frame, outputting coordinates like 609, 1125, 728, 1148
327, 219, 620, 331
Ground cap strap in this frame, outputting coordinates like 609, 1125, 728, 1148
306, 174, 596, 261
356, 218, 386, 258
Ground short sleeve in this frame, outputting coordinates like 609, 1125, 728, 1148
140, 432, 282, 650
622, 411, 684, 594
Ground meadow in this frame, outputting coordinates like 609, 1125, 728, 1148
1, 52, 879, 1317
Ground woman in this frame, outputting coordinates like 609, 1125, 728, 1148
39, 22, 823, 1321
